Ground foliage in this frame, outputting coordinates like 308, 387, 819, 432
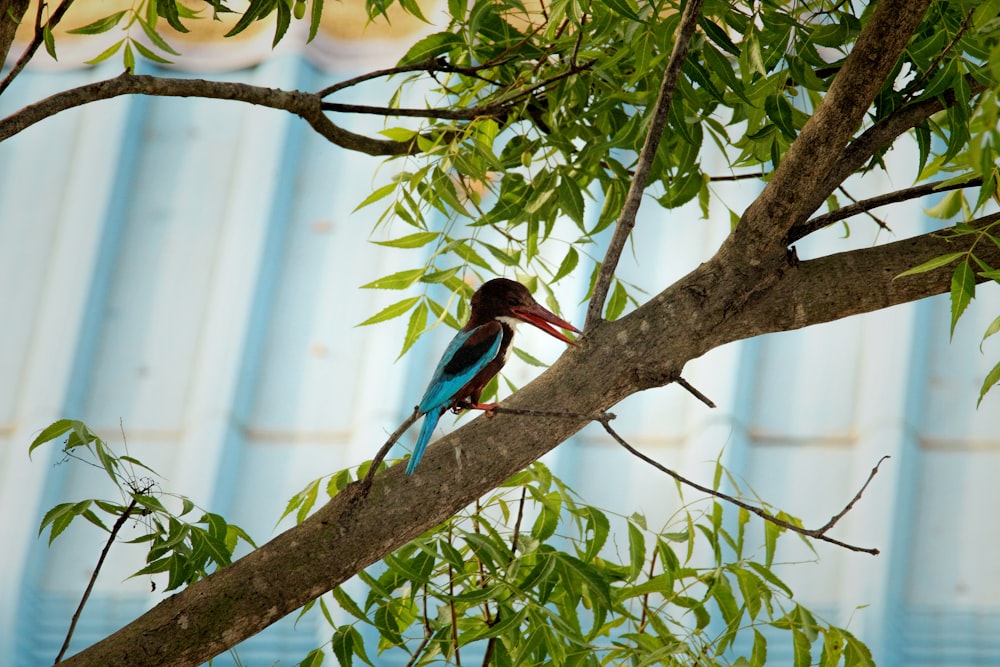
28, 1, 1000, 399
29, 420, 256, 592
285, 461, 874, 667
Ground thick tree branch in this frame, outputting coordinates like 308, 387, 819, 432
0, 71, 421, 155
56, 216, 998, 667
585, 0, 704, 330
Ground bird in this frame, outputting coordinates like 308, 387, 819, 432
406, 278, 581, 474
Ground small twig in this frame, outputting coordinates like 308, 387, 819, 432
403, 583, 433, 667
320, 101, 511, 120
598, 415, 884, 555
709, 170, 768, 182
360, 408, 420, 491
448, 525, 462, 667
815, 455, 891, 533
54, 496, 140, 664
675, 376, 716, 409
481, 486, 527, 666
317, 58, 515, 98
585, 0, 705, 330
837, 185, 892, 235
637, 548, 659, 633
788, 176, 983, 243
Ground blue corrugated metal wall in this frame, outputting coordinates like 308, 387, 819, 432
2, 46, 999, 667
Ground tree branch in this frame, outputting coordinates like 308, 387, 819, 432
0, 71, 421, 156
790, 176, 984, 243
55, 495, 141, 664
599, 416, 885, 555
55, 209, 997, 667
585, 0, 705, 330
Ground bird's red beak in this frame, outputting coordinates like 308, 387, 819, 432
511, 303, 582, 345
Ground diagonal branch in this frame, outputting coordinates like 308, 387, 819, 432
599, 416, 885, 554
585, 0, 705, 330
790, 176, 984, 243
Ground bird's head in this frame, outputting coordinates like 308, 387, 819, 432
471, 278, 581, 344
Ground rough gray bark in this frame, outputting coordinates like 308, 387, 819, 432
51, 1, 988, 665
0, 0, 30, 65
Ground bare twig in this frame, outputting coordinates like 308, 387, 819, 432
54, 495, 140, 664
598, 415, 884, 555
320, 100, 511, 120
788, 177, 984, 243
317, 58, 516, 98
481, 485, 527, 666
586, 0, 705, 330
676, 377, 716, 409
360, 408, 420, 490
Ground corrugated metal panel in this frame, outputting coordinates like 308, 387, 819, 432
2, 50, 999, 667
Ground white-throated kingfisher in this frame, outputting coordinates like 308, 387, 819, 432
406, 278, 581, 474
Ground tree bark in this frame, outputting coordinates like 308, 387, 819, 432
53, 0, 975, 664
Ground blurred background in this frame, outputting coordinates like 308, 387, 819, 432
2, 1, 999, 665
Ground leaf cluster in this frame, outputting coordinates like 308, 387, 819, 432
30, 420, 256, 592
287, 461, 874, 667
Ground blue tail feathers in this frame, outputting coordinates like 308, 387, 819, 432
406, 409, 441, 475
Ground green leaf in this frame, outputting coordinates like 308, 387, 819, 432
353, 182, 397, 212
602, 0, 640, 20
29, 419, 76, 458
982, 314, 1000, 350
156, 0, 189, 33
307, 0, 323, 42
356, 295, 420, 325
138, 16, 181, 55
373, 232, 439, 249
67, 10, 128, 34
552, 247, 579, 283
512, 347, 547, 368
42, 24, 57, 60
977, 359, 1000, 407
298, 647, 324, 667
750, 629, 768, 667
39, 500, 92, 544
332, 586, 372, 625
132, 39, 172, 64
360, 269, 425, 290
627, 521, 645, 579
331, 624, 354, 667
950, 259, 976, 338
85, 38, 125, 65
398, 300, 428, 358
398, 31, 463, 65
792, 628, 811, 667
123, 41, 135, 72
895, 252, 965, 278
605, 281, 628, 320
273, 0, 291, 46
